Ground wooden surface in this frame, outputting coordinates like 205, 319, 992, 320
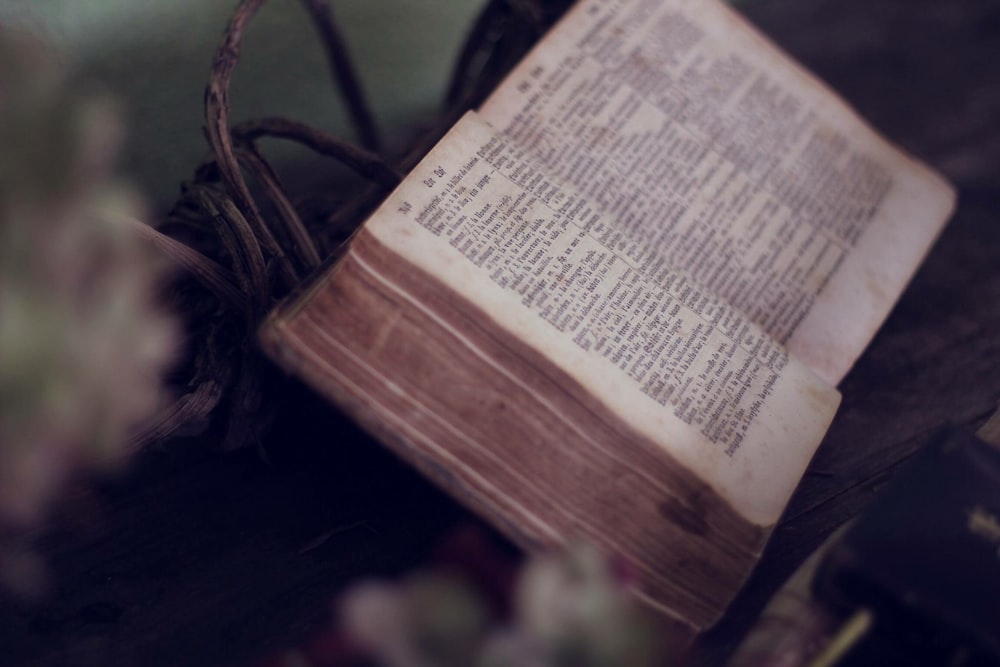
2, 0, 998, 665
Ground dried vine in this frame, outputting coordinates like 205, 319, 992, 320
133, 0, 573, 451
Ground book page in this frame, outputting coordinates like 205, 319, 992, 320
480, 0, 955, 385
365, 112, 839, 526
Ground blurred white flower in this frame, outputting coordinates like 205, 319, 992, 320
338, 545, 658, 667
340, 573, 489, 667
513, 545, 656, 667
0, 26, 178, 592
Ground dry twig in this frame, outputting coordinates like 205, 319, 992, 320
133, 0, 570, 450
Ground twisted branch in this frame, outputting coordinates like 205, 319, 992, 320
232, 116, 401, 188
135, 0, 570, 451
205, 0, 300, 291
298, 0, 382, 152
233, 145, 322, 272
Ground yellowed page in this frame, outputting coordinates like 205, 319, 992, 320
365, 113, 839, 526
480, 0, 955, 385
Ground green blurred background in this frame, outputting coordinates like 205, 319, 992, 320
0, 0, 488, 210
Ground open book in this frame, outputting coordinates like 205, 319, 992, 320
261, 0, 955, 634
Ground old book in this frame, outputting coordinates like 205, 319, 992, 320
260, 0, 955, 634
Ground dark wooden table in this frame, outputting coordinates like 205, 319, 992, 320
2, 0, 997, 665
